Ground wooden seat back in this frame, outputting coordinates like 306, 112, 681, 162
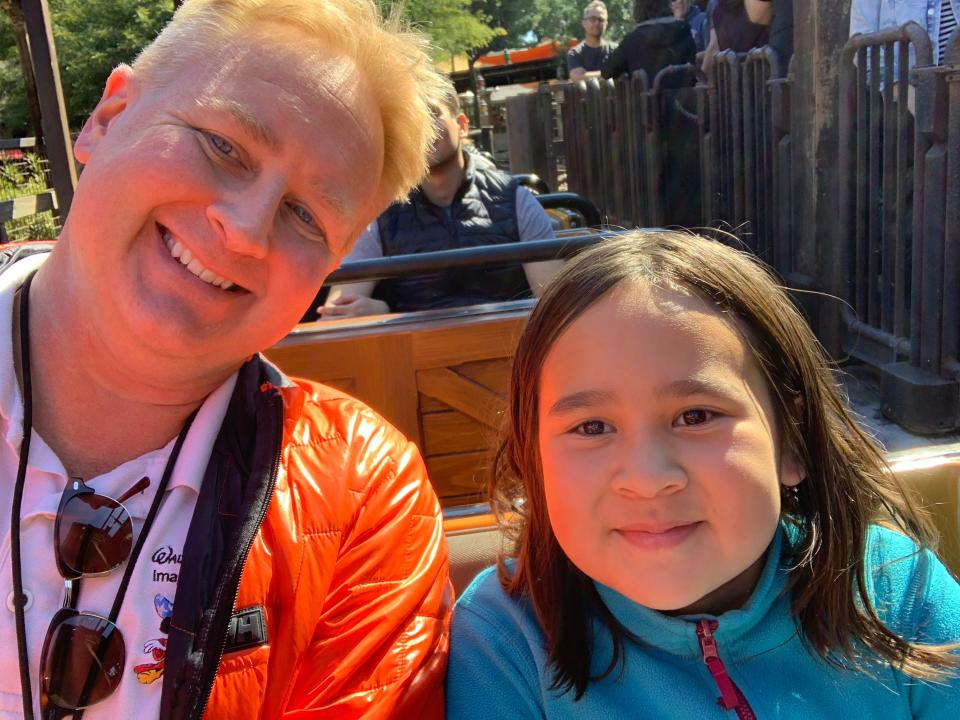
265, 301, 532, 505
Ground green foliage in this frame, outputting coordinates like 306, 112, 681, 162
48, 0, 173, 131
379, 0, 499, 61
0, 152, 46, 199
0, 0, 643, 136
469, 0, 548, 52
0, 151, 57, 240
0, 8, 29, 137
0, 0, 173, 136
3, 209, 58, 241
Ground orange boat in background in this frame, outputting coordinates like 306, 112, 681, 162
473, 39, 577, 67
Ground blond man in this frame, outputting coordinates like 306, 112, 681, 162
568, 1, 615, 81
0, 1, 451, 718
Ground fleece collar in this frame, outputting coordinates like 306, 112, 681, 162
595, 525, 800, 660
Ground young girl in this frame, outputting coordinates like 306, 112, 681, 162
445, 231, 960, 718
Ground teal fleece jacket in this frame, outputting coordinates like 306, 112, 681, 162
445, 526, 960, 718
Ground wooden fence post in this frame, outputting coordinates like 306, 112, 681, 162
791, 0, 851, 346
18, 0, 77, 219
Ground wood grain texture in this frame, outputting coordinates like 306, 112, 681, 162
416, 368, 504, 429
265, 305, 530, 504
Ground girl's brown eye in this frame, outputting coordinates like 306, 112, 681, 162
575, 420, 610, 436
678, 409, 710, 426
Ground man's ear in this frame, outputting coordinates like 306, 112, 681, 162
456, 112, 470, 138
74, 65, 138, 164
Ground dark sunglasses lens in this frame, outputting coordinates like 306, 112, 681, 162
41, 611, 125, 710
57, 493, 133, 575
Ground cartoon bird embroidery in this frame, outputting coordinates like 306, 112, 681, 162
134, 594, 174, 684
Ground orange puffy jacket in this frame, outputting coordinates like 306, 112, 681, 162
155, 356, 451, 719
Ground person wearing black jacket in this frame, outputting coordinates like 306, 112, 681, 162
745, 0, 793, 66
601, 0, 697, 81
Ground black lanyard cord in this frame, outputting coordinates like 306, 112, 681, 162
11, 269, 197, 719
12, 269, 37, 719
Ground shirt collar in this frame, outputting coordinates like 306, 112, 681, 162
0, 251, 49, 455
167, 371, 237, 494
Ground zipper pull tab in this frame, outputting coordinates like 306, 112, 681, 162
696, 619, 740, 710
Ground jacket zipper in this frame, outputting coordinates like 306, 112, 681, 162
189, 389, 283, 720
695, 619, 757, 720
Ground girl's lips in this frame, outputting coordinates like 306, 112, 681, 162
615, 521, 702, 550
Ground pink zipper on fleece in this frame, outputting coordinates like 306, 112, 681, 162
695, 619, 757, 720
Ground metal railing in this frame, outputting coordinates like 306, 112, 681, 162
912, 34, 960, 379
323, 230, 630, 285
0, 137, 60, 243
508, 53, 792, 269
702, 51, 747, 229
695, 49, 793, 273
742, 48, 789, 270
502, 29, 960, 433
836, 23, 929, 368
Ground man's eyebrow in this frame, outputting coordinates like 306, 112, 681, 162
196, 98, 278, 151
196, 98, 353, 219
308, 177, 351, 217
547, 390, 617, 416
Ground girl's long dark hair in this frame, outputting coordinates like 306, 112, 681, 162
491, 231, 958, 700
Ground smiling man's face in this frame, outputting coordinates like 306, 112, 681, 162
582, 10, 608, 41
65, 30, 384, 376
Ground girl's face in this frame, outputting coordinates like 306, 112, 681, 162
537, 281, 801, 615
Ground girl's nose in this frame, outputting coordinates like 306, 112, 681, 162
207, 177, 285, 259
609, 441, 687, 498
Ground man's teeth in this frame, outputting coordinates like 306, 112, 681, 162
162, 230, 235, 290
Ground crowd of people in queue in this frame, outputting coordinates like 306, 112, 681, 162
0, 1, 958, 719
567, 1, 795, 81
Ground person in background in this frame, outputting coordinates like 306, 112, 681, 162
602, 0, 697, 80
568, 1, 615, 81
702, 0, 770, 71
850, 0, 959, 65
745, 0, 794, 66
0, 1, 452, 718
672, 0, 712, 52
322, 87, 561, 318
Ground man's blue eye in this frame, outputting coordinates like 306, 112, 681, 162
209, 133, 234, 155
291, 204, 315, 226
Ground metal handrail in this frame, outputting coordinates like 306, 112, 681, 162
534, 192, 602, 226
511, 173, 551, 195
323, 229, 637, 285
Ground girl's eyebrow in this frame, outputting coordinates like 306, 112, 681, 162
547, 390, 617, 416
659, 378, 734, 400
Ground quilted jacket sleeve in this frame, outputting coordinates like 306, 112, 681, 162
284, 414, 452, 719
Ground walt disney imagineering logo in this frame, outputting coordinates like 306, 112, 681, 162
150, 545, 183, 583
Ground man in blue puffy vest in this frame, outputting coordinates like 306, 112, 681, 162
321, 88, 561, 317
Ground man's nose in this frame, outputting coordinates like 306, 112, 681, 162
609, 438, 687, 498
206, 177, 285, 259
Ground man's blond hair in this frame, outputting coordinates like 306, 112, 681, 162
133, 0, 449, 205
583, 1, 608, 18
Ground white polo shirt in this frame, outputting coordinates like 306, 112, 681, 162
0, 254, 237, 718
